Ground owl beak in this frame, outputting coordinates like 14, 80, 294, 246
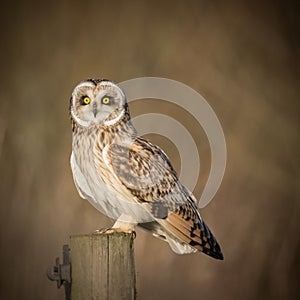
92, 103, 98, 117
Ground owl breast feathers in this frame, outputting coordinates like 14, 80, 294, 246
69, 78, 223, 260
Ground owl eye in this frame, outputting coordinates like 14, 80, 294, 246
102, 96, 111, 105
81, 96, 91, 105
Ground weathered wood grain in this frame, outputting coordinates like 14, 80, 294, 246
70, 232, 136, 300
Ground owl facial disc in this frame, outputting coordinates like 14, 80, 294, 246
70, 79, 126, 128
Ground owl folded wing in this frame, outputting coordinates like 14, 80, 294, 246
101, 137, 191, 218
97, 137, 223, 259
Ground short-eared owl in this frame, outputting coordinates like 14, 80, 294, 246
69, 79, 223, 259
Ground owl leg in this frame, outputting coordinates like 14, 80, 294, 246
95, 214, 137, 235
112, 214, 138, 232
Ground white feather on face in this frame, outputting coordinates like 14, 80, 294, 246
70, 80, 126, 127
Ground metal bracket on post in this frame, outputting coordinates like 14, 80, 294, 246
47, 244, 71, 300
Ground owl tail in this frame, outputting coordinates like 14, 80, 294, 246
160, 211, 224, 260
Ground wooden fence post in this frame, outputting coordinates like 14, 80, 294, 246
70, 232, 136, 300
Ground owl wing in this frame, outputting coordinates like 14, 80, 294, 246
104, 137, 187, 217
99, 137, 223, 259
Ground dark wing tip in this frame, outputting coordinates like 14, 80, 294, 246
188, 218, 224, 260
202, 222, 224, 260
189, 238, 224, 260
202, 243, 224, 260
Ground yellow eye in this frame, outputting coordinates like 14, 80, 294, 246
102, 97, 110, 104
83, 96, 91, 105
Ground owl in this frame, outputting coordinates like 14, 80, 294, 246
69, 78, 223, 260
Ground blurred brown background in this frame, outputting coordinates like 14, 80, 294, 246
0, 0, 299, 299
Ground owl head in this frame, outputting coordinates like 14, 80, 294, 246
70, 79, 128, 128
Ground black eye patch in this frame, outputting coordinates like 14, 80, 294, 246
80, 95, 91, 105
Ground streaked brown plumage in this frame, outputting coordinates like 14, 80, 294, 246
69, 78, 223, 260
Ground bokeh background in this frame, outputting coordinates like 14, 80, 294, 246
0, 0, 299, 299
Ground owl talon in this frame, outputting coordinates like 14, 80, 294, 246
94, 227, 136, 238
131, 230, 136, 239
94, 227, 112, 234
